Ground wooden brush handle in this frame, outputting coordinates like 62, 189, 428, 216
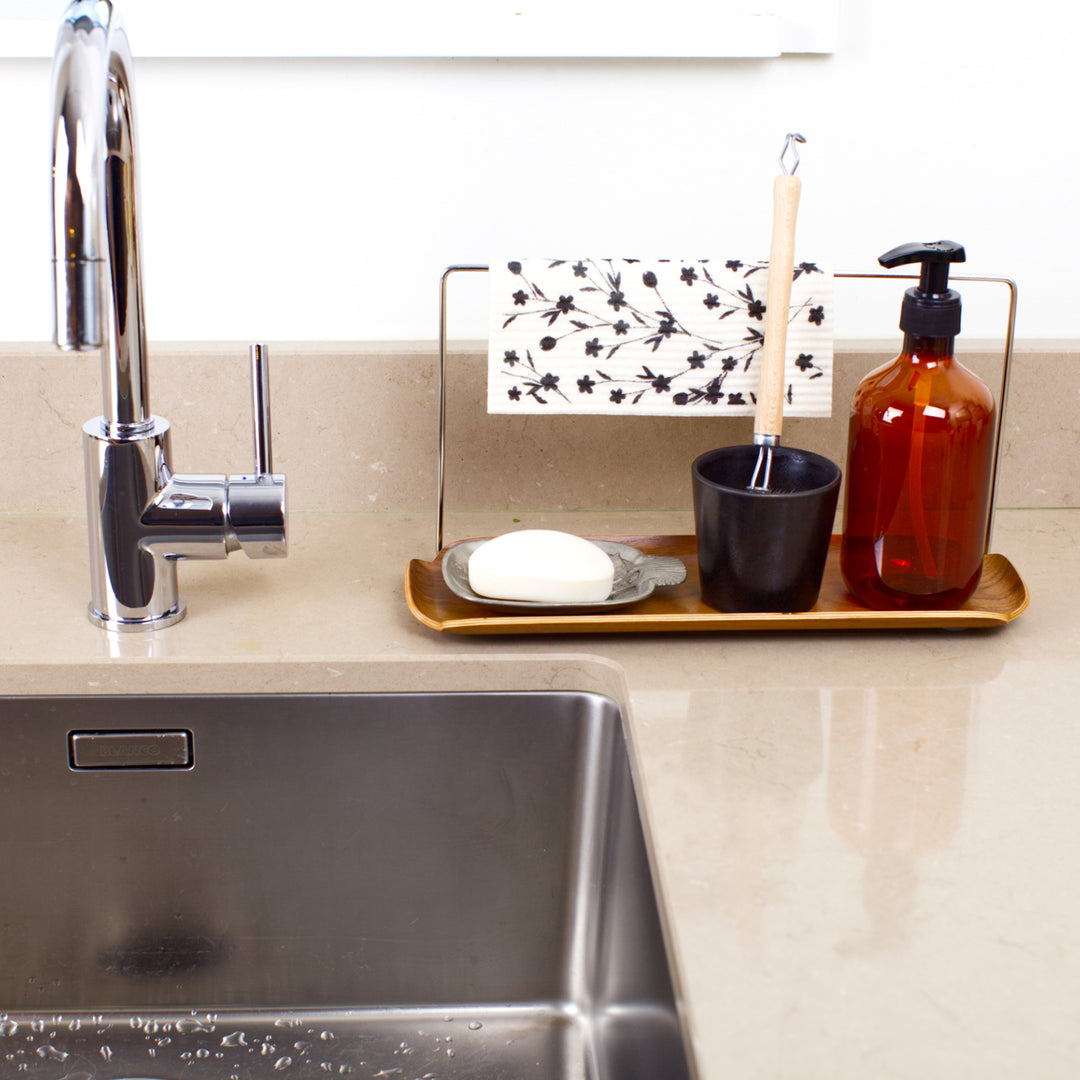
753, 173, 802, 441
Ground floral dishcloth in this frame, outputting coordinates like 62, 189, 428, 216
487, 258, 833, 416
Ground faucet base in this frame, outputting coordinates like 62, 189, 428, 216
87, 599, 186, 632
84, 416, 186, 631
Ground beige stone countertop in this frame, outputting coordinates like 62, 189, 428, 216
2, 506, 1078, 1078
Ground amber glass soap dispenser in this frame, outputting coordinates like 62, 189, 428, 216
840, 241, 996, 610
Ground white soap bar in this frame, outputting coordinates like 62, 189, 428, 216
467, 530, 615, 603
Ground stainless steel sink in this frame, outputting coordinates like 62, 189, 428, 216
0, 692, 692, 1079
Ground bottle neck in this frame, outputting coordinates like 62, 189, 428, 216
901, 333, 954, 362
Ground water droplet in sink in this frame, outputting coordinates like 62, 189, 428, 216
177, 1017, 213, 1034
468, 1021, 483, 1030
221, 1031, 248, 1047
36, 1045, 68, 1061
0, 1021, 17, 1037
319, 1030, 335, 1041
274, 1056, 293, 1070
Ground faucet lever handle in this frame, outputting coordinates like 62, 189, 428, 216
250, 343, 274, 476
226, 343, 286, 559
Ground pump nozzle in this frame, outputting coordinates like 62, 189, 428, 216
879, 240, 966, 338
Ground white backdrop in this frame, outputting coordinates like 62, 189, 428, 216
0, 0, 1071, 343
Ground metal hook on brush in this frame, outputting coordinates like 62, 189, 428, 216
778, 132, 806, 177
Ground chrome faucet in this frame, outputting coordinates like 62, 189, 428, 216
50, 1, 286, 631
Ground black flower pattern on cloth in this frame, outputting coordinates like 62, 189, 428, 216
489, 258, 833, 415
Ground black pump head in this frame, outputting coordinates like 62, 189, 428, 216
879, 240, 966, 338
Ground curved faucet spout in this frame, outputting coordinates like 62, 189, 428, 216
50, 1, 287, 631
51, 0, 150, 430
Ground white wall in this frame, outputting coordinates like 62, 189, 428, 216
1, 0, 1073, 343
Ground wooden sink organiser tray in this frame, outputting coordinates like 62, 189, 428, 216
407, 268, 1028, 635
406, 534, 1028, 634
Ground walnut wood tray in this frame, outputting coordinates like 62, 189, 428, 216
405, 534, 1029, 635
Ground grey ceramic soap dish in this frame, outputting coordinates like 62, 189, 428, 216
441, 539, 687, 612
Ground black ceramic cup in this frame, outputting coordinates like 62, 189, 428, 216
692, 444, 841, 613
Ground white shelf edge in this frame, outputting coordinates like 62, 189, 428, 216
2, 4, 837, 59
